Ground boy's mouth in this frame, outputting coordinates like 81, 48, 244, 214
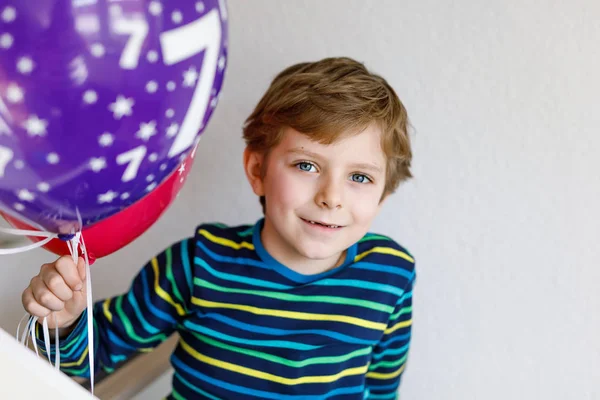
301, 218, 343, 229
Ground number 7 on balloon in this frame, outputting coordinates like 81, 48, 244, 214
160, 9, 223, 158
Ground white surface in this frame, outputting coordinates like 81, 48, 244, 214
1, 1, 599, 399
0, 327, 96, 399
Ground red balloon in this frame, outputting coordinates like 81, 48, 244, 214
1, 150, 196, 261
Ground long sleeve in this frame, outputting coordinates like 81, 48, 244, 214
36, 238, 195, 378
365, 272, 415, 399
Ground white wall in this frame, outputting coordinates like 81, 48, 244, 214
2, 1, 599, 399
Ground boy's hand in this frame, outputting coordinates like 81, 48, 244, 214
21, 256, 88, 330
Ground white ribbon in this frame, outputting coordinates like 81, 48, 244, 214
5, 226, 95, 396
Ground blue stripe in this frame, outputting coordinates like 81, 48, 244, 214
194, 256, 292, 290
172, 355, 365, 400
198, 312, 375, 346
180, 239, 193, 294
127, 291, 160, 334
140, 268, 178, 324
174, 372, 223, 400
315, 279, 404, 297
107, 329, 138, 352
351, 262, 413, 280
182, 320, 321, 351
371, 343, 410, 360
366, 382, 400, 392
379, 333, 411, 348
368, 393, 397, 399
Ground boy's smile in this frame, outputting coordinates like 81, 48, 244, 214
245, 124, 387, 276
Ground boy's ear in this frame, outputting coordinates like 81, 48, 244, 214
243, 147, 265, 196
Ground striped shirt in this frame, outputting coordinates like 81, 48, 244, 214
37, 219, 415, 399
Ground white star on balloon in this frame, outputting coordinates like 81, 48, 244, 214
147, 50, 159, 63
166, 81, 176, 91
83, 90, 98, 104
14, 160, 25, 169
120, 192, 130, 200
98, 132, 114, 147
165, 108, 175, 118
178, 163, 186, 175
47, 153, 60, 164
218, 55, 226, 71
1, 6, 16, 23
37, 182, 51, 193
17, 189, 35, 202
89, 157, 107, 172
166, 122, 179, 138
22, 115, 48, 137
6, 83, 23, 103
159, 163, 167, 171
109, 95, 134, 119
146, 182, 157, 192
149, 1, 162, 16
172, 10, 183, 24
17, 57, 35, 75
183, 66, 198, 88
146, 81, 158, 93
136, 121, 157, 141
0, 33, 13, 49
196, 2, 205, 13
90, 43, 105, 58
98, 190, 118, 204
14, 203, 25, 211
146, 174, 155, 182
148, 153, 158, 162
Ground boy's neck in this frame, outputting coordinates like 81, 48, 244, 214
260, 218, 346, 276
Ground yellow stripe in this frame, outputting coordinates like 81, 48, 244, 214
103, 298, 113, 323
384, 319, 412, 335
60, 347, 89, 367
198, 229, 254, 250
151, 258, 185, 316
191, 297, 385, 331
355, 247, 414, 263
180, 339, 367, 384
366, 364, 406, 380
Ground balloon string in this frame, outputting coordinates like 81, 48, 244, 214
6, 226, 95, 396
0, 226, 58, 254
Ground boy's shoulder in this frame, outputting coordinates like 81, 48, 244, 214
353, 232, 416, 281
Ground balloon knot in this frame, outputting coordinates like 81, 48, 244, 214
57, 233, 76, 241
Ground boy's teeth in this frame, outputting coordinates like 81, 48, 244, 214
309, 220, 339, 228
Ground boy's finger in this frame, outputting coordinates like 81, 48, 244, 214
53, 256, 84, 291
31, 277, 65, 311
22, 286, 51, 318
42, 269, 74, 302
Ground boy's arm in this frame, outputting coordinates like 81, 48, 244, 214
35, 238, 195, 378
365, 273, 415, 399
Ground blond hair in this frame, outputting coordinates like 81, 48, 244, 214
243, 57, 412, 211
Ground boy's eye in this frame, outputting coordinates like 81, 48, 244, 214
350, 174, 371, 184
296, 162, 317, 172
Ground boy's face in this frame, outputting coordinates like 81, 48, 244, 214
245, 124, 387, 271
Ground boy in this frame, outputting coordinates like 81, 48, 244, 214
22, 57, 416, 399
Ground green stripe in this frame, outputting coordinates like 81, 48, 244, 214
193, 278, 393, 313
359, 234, 392, 242
391, 306, 412, 320
115, 295, 167, 344
165, 247, 188, 313
191, 331, 372, 368
368, 353, 408, 370
238, 226, 254, 237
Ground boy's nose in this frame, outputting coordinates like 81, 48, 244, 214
315, 181, 343, 209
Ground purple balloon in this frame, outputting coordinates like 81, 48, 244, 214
0, 0, 227, 234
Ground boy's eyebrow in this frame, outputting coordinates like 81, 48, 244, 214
287, 147, 383, 174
